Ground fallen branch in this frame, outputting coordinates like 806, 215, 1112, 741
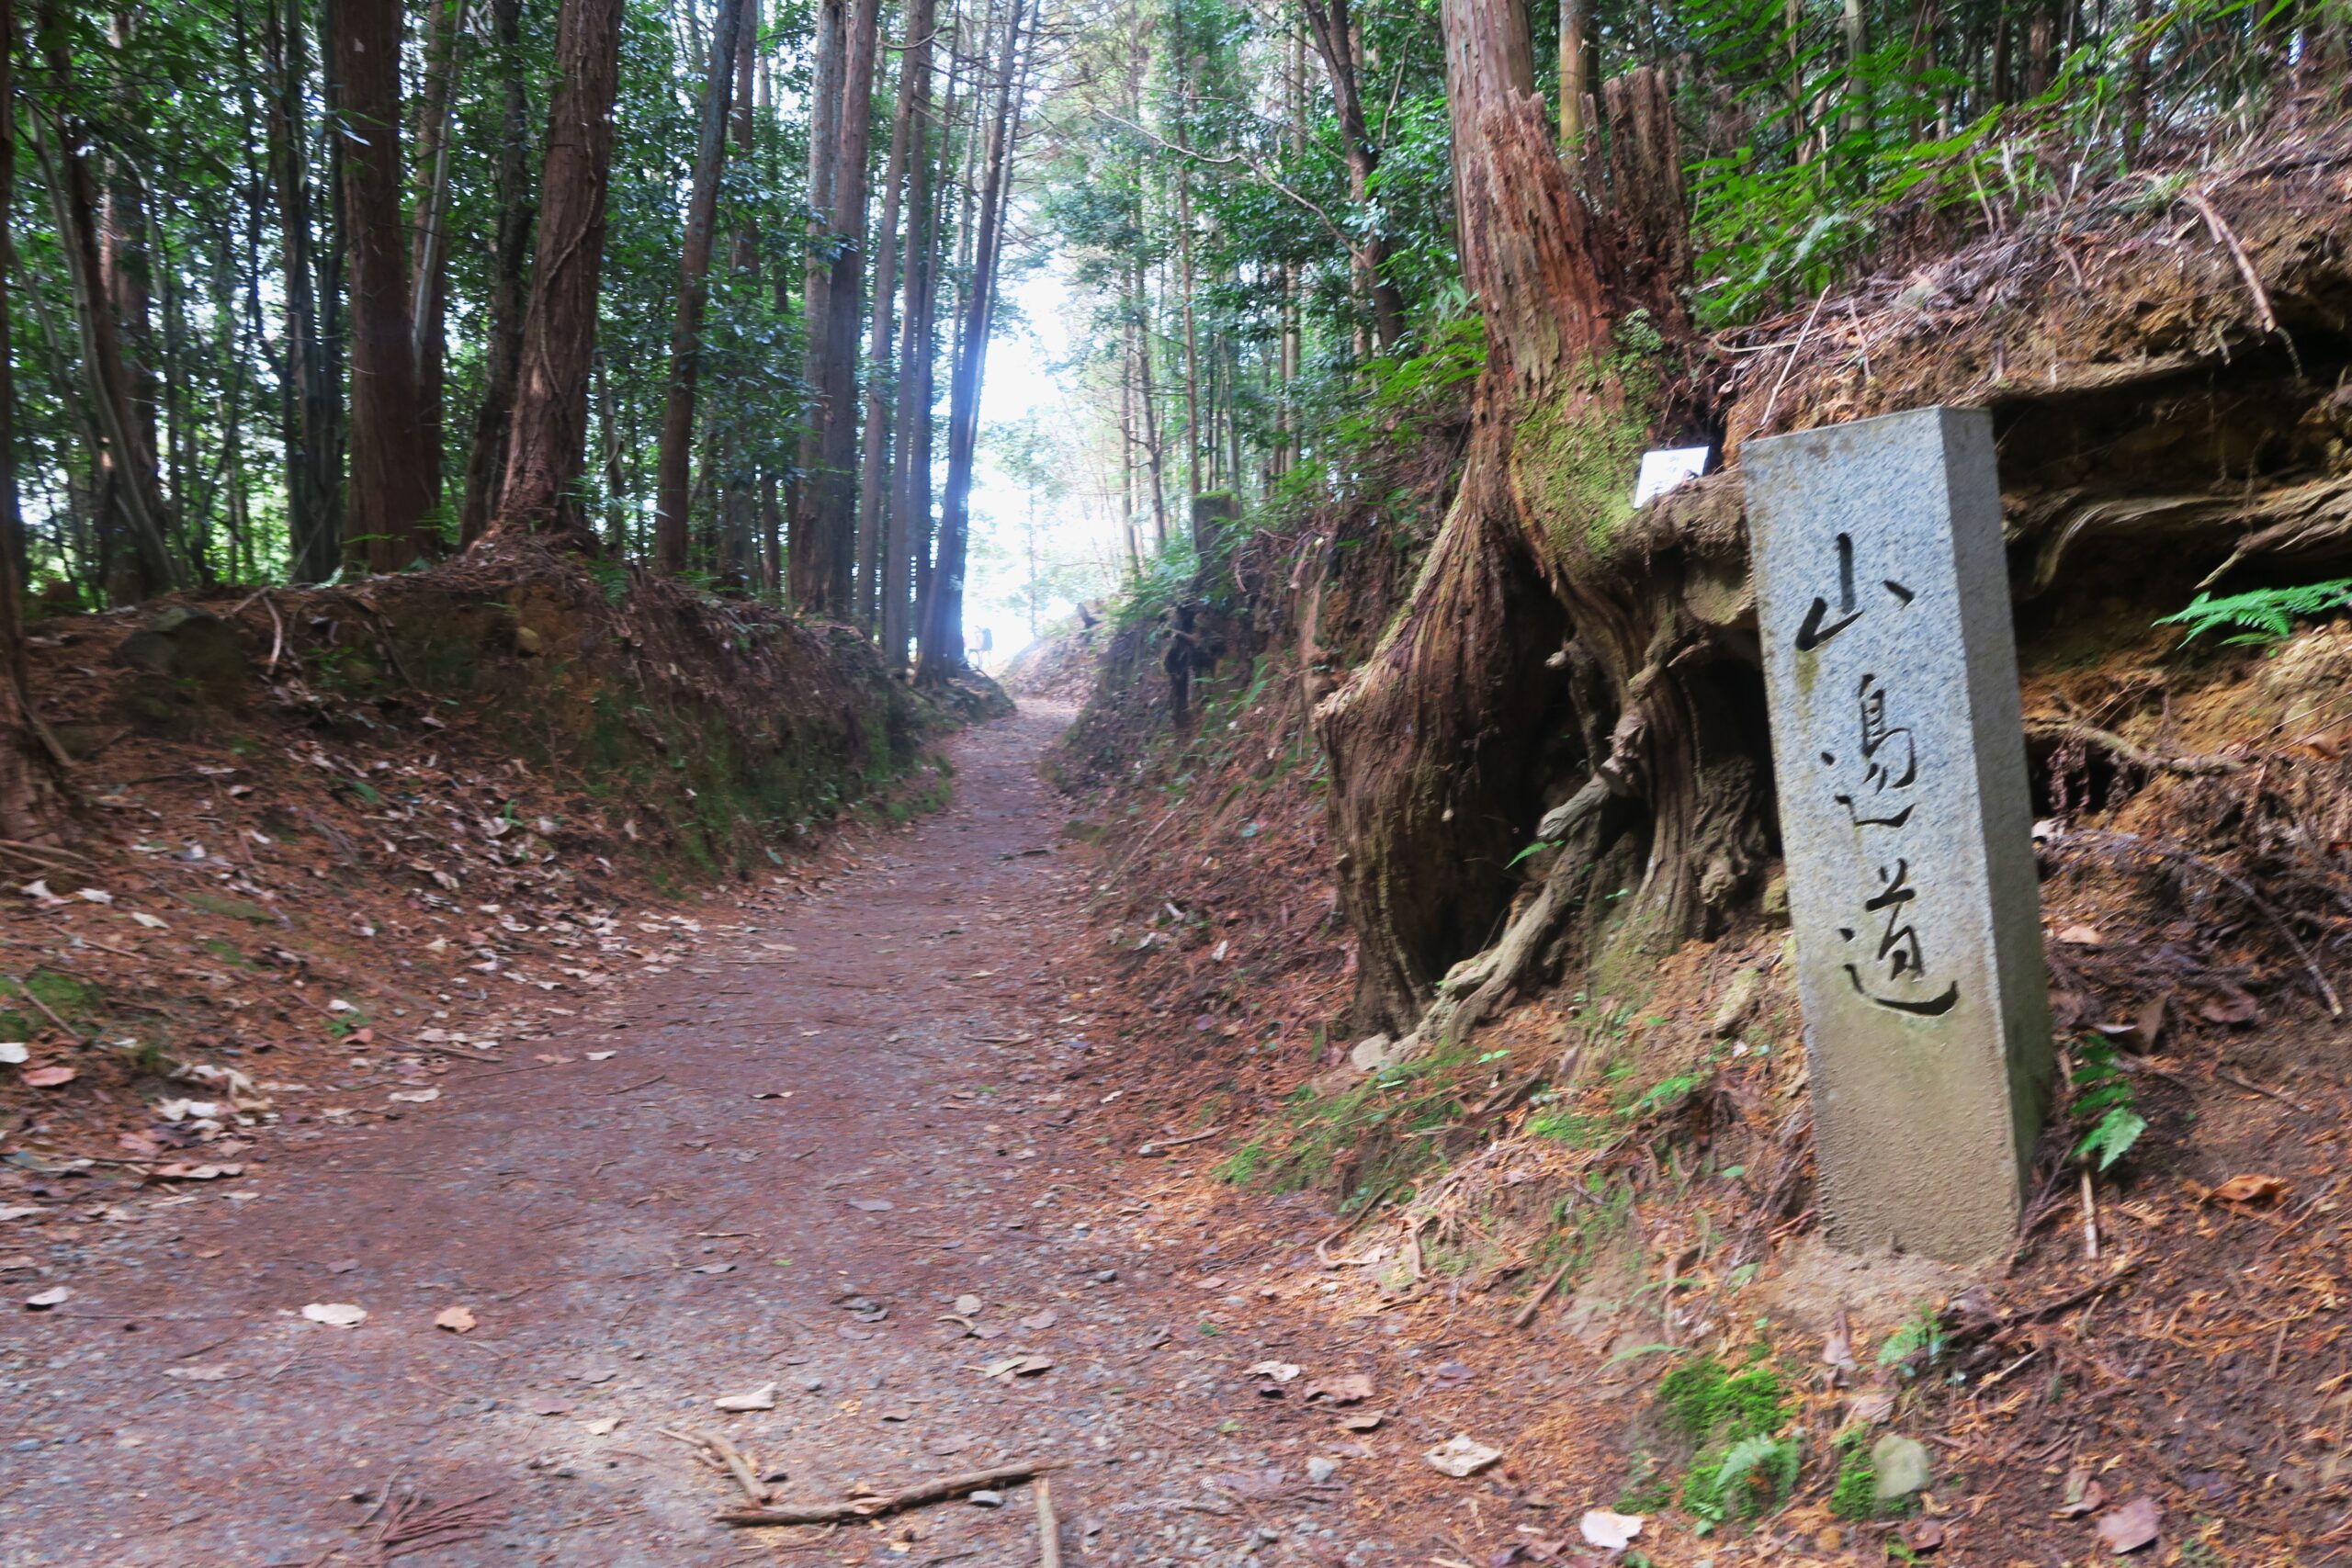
2182, 186, 2281, 337
1510, 1258, 1578, 1331
717, 1462, 1063, 1528
2025, 718, 2245, 776
1035, 1476, 1063, 1568
1136, 1124, 1223, 1156
660, 1427, 770, 1506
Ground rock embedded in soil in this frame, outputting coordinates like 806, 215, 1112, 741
1871, 1434, 1933, 1501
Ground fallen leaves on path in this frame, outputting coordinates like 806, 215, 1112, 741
714, 1383, 778, 1411
300, 1302, 368, 1327
434, 1305, 478, 1333
1423, 1436, 1502, 1478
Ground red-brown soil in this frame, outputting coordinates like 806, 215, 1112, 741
0, 706, 1624, 1567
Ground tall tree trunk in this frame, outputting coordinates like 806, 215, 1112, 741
99, 94, 159, 604
336, 0, 435, 571
1315, 46, 1757, 1031
1558, 0, 1586, 146
651, 0, 752, 573
789, 0, 881, 613
916, 0, 1023, 682
30, 0, 180, 599
408, 0, 463, 511
1299, 0, 1405, 352
882, 0, 940, 664
458, 0, 534, 546
490, 0, 625, 537
0, 0, 64, 839
262, 0, 335, 578
856, 0, 926, 634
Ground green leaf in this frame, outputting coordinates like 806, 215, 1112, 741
2075, 1109, 2147, 1172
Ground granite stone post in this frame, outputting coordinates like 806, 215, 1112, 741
1743, 406, 2053, 1264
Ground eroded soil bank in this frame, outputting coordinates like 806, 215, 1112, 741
1, 705, 1602, 1568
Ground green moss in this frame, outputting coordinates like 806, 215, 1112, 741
1830, 1433, 1881, 1520
1657, 1357, 1792, 1446
183, 890, 278, 924
1511, 334, 1666, 568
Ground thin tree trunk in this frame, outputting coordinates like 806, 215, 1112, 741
0, 0, 62, 838
30, 5, 180, 598
857, 0, 927, 634
459, 0, 534, 545
1559, 0, 1586, 146
409, 0, 464, 513
336, 0, 435, 572
917, 0, 1024, 682
651, 0, 752, 572
491, 0, 625, 537
1299, 0, 1405, 352
263, 0, 328, 578
790, 0, 882, 613
883, 0, 942, 664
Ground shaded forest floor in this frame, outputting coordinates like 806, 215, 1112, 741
0, 705, 1641, 1568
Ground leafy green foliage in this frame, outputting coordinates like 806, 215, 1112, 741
1652, 1355, 1803, 1529
1877, 1306, 1947, 1375
2068, 1035, 2147, 1172
2157, 580, 2352, 647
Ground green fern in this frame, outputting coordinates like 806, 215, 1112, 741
1685, 1432, 1803, 1526
2068, 1036, 2146, 1172
2156, 579, 2352, 647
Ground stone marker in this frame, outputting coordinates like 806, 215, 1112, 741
1743, 406, 2052, 1264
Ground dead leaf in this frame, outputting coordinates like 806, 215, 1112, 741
1424, 1435, 1503, 1478
582, 1416, 620, 1435
847, 1197, 895, 1213
300, 1302, 368, 1328
715, 1382, 778, 1412
1823, 1304, 1856, 1371
388, 1088, 441, 1104
2207, 1174, 2289, 1205
2056, 923, 2106, 947
25, 1285, 71, 1310
977, 1354, 1054, 1380
1340, 1412, 1385, 1431
2198, 989, 2259, 1026
1306, 1373, 1374, 1404
955, 1293, 985, 1315
2055, 1470, 2107, 1518
435, 1305, 477, 1334
0, 1043, 26, 1065
2128, 993, 2166, 1051
2094, 1495, 2161, 1552
1245, 1360, 1303, 1383
164, 1364, 240, 1382
1021, 1307, 1058, 1330
22, 1066, 76, 1089
1901, 1518, 1945, 1551
151, 1163, 243, 1181
1579, 1509, 1645, 1550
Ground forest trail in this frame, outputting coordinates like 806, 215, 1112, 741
2, 705, 1524, 1568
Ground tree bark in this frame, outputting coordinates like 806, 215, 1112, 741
458, 0, 534, 546
856, 0, 927, 632
0, 0, 65, 840
789, 0, 882, 613
491, 0, 625, 537
262, 0, 342, 580
916, 0, 1023, 682
1299, 0, 1405, 353
408, 0, 464, 512
30, 0, 181, 599
651, 0, 752, 573
336, 0, 435, 572
882, 0, 941, 664
1315, 39, 1757, 1030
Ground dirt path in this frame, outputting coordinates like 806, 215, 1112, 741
1, 707, 1495, 1568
